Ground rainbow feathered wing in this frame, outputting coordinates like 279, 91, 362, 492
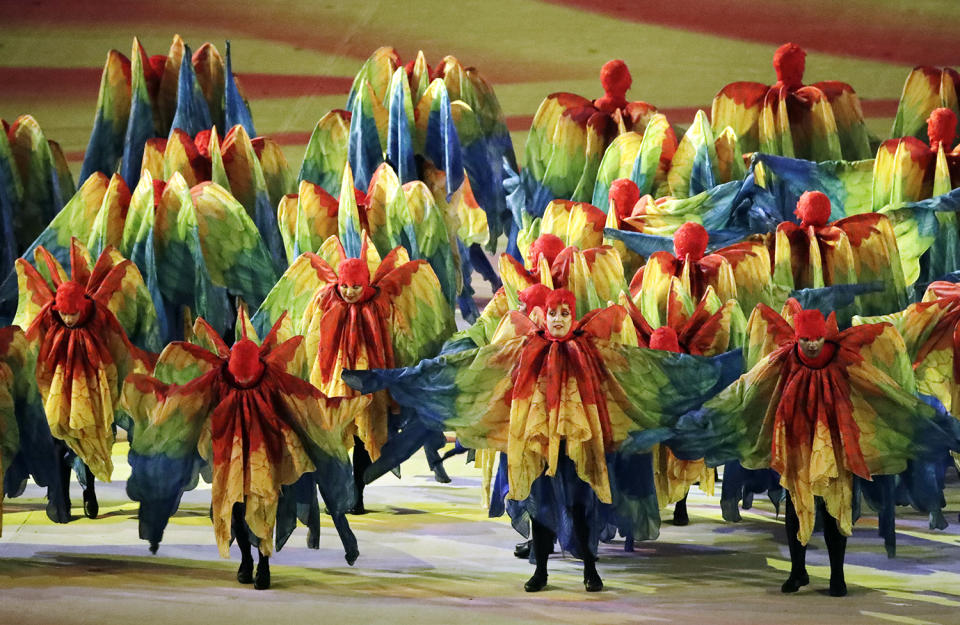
122, 315, 361, 560
342, 308, 738, 497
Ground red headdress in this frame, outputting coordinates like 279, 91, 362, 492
673, 222, 709, 261
337, 258, 376, 302
649, 326, 682, 353
54, 281, 94, 324
927, 107, 958, 152
228, 338, 265, 389
794, 191, 831, 228
609, 178, 640, 220
794, 308, 827, 340
773, 43, 806, 90
528, 234, 566, 269
519, 283, 551, 313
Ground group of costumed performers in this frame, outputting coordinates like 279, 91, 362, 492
4, 34, 960, 598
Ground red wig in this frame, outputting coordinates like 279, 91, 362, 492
544, 288, 577, 315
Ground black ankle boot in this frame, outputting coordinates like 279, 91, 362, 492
829, 574, 847, 597
82, 488, 99, 519
780, 570, 809, 593
524, 569, 547, 592
237, 557, 254, 584
432, 462, 451, 484
514, 540, 531, 559
583, 561, 603, 592
672, 495, 689, 526
254, 555, 270, 590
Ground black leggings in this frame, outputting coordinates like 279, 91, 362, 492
784, 493, 846, 579
530, 503, 596, 573
352, 436, 372, 502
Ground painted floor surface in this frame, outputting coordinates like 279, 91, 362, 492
2, 445, 960, 625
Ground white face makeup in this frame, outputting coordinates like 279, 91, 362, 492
58, 311, 82, 328
546, 303, 573, 338
339, 284, 365, 304
798, 337, 826, 360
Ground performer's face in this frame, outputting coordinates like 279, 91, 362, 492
339, 284, 365, 303
798, 337, 825, 359
546, 303, 573, 338
58, 311, 82, 327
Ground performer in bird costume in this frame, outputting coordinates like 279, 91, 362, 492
711, 42, 871, 161
253, 234, 453, 512
767, 191, 908, 321
507, 59, 676, 232
627, 285, 743, 525
15, 239, 157, 519
344, 288, 734, 592
674, 302, 960, 596
631, 221, 772, 327
122, 311, 361, 589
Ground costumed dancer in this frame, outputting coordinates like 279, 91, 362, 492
712, 42, 871, 161
344, 289, 734, 591
626, 285, 743, 526
15, 239, 157, 519
674, 302, 960, 596
253, 235, 454, 513
122, 312, 363, 589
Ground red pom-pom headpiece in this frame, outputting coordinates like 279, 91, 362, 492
528, 234, 566, 269
54, 281, 93, 319
773, 43, 806, 89
544, 288, 577, 316
519, 283, 551, 312
593, 60, 632, 113
794, 308, 827, 340
649, 326, 682, 353
228, 338, 265, 388
794, 190, 832, 227
194, 129, 212, 159
609, 179, 640, 220
673, 222, 709, 261
927, 107, 958, 152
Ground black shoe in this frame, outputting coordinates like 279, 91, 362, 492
254, 558, 270, 590
349, 503, 367, 515
514, 540, 531, 559
583, 569, 604, 592
149, 541, 160, 555
780, 571, 809, 593
237, 558, 254, 584
829, 576, 847, 597
82, 489, 99, 519
432, 463, 451, 484
524, 571, 547, 592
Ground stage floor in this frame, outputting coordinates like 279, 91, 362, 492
2, 446, 959, 625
